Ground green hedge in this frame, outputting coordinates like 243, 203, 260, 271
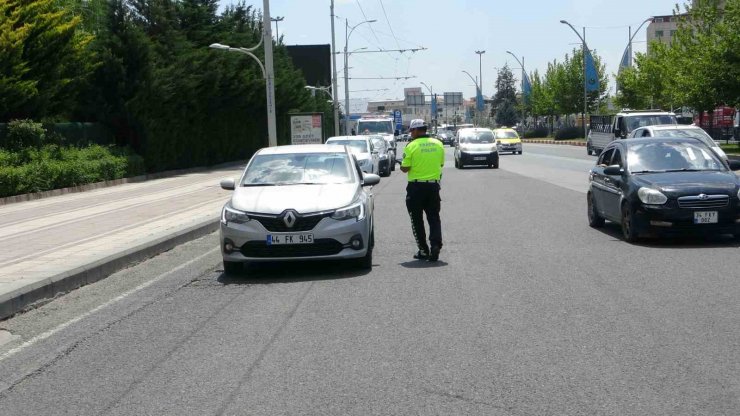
523, 127, 549, 138
0, 144, 145, 198
554, 127, 583, 140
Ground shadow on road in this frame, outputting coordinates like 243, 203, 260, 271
398, 260, 449, 269
217, 260, 371, 285
596, 222, 740, 249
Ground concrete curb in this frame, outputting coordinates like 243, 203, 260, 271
0, 161, 243, 206
522, 139, 587, 147
0, 218, 220, 320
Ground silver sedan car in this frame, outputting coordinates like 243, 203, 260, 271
219, 145, 379, 273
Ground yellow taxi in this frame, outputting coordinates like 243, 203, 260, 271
493, 128, 523, 155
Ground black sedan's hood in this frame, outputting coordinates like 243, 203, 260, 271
633, 171, 739, 195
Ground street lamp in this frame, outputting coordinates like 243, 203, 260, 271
344, 18, 376, 135
506, 50, 526, 130
475, 50, 485, 98
271, 16, 284, 41
462, 70, 481, 126
618, 17, 652, 88
305, 85, 333, 99
560, 19, 588, 141
420, 82, 436, 133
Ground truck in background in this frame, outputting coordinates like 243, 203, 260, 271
587, 109, 677, 156
693, 106, 736, 141
355, 115, 398, 169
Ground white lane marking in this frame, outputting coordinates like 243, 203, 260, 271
0, 247, 220, 363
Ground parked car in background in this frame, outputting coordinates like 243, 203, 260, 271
437, 132, 454, 146
219, 145, 379, 273
587, 137, 740, 242
325, 136, 380, 175
454, 128, 499, 169
628, 124, 729, 162
494, 128, 523, 154
369, 136, 393, 177
587, 110, 677, 156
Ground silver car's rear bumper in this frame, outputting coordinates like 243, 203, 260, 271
220, 215, 371, 263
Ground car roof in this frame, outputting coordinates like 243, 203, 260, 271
257, 144, 348, 155
617, 137, 704, 146
643, 124, 702, 131
326, 136, 369, 141
458, 128, 493, 133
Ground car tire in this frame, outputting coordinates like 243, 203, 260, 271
587, 192, 605, 228
621, 203, 640, 243
356, 230, 374, 270
223, 260, 242, 275
455, 158, 461, 169
492, 157, 499, 169
587, 142, 593, 156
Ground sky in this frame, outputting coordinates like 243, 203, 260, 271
220, 0, 684, 111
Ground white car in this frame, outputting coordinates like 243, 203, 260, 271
219, 145, 379, 273
629, 125, 729, 162
454, 128, 499, 169
325, 136, 380, 175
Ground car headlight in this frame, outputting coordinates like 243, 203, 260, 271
379, 154, 388, 160
331, 201, 365, 221
638, 187, 668, 205
737, 187, 740, 200
221, 204, 250, 224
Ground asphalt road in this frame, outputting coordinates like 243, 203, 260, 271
2, 144, 740, 415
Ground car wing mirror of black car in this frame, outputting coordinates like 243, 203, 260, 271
728, 160, 740, 171
603, 165, 624, 176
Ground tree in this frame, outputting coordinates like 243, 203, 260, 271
490, 65, 517, 118
0, 0, 94, 121
495, 99, 518, 127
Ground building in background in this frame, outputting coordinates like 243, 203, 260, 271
366, 88, 467, 129
647, 0, 726, 51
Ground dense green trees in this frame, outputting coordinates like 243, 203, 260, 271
615, 0, 739, 114
1, 1, 334, 172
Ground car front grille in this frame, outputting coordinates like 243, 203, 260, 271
240, 239, 344, 258
677, 194, 730, 209
250, 212, 332, 232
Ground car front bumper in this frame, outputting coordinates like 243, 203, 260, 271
458, 151, 498, 165
220, 215, 371, 262
498, 143, 522, 153
634, 202, 740, 236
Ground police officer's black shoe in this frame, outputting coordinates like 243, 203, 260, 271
413, 250, 429, 260
428, 246, 441, 262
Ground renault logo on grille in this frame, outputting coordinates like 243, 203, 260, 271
283, 211, 297, 228
698, 194, 709, 200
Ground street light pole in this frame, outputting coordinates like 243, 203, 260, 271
475, 50, 485, 98
560, 20, 587, 140
344, 18, 376, 135
462, 70, 480, 126
506, 50, 526, 129
330, 1, 340, 136
271, 16, 284, 41
420, 82, 436, 133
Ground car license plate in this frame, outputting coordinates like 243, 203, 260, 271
693, 211, 718, 224
473, 156, 487, 161
267, 233, 314, 245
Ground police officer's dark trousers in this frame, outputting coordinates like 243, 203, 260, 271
406, 182, 442, 254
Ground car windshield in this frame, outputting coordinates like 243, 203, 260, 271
627, 142, 725, 173
357, 120, 393, 134
326, 139, 369, 154
625, 115, 677, 132
242, 152, 353, 186
459, 131, 495, 144
495, 130, 519, 139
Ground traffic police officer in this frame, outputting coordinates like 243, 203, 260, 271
401, 119, 445, 261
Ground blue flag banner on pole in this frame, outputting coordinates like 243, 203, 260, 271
476, 88, 484, 112
585, 48, 599, 92
522, 72, 532, 103
616, 47, 630, 92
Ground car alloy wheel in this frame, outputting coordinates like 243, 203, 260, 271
587, 192, 605, 228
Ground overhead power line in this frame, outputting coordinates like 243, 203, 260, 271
378, 0, 401, 50
355, 0, 383, 45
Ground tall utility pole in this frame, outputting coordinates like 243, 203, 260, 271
475, 50, 485, 97
344, 18, 376, 135
263, 0, 277, 147
506, 51, 526, 129
561, 20, 587, 140
330, 1, 340, 136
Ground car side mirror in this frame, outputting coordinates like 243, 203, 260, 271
603, 165, 623, 176
728, 160, 740, 171
394, 130, 400, 136
362, 173, 381, 186
220, 177, 236, 190
613, 128, 621, 137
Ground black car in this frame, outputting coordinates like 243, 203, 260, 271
587, 137, 740, 242
370, 136, 393, 177
437, 132, 454, 146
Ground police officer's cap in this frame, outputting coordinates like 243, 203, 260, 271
409, 119, 427, 130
